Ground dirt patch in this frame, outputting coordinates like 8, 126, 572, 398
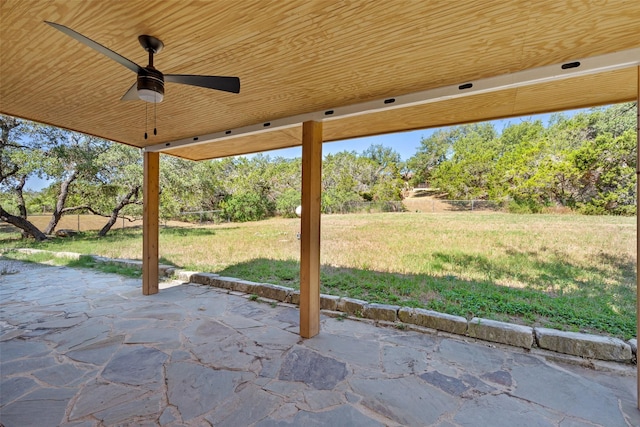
402, 193, 504, 213
403, 197, 453, 213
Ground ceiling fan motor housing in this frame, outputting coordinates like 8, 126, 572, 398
137, 67, 164, 103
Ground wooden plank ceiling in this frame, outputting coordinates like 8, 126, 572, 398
1, 0, 639, 161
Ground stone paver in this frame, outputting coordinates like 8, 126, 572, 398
102, 346, 168, 385
468, 317, 534, 349
278, 347, 348, 390
511, 364, 629, 427
0, 259, 638, 427
535, 327, 632, 362
454, 394, 558, 427
1, 387, 78, 426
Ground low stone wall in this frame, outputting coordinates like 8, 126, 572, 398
399, 308, 467, 335
535, 328, 632, 362
179, 270, 635, 364
13, 249, 176, 277
15, 248, 84, 260
9, 249, 636, 364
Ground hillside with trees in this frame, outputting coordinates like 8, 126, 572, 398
0, 102, 637, 239
409, 102, 637, 215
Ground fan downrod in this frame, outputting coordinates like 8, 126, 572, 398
138, 35, 164, 54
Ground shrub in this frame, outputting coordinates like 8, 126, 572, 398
220, 192, 274, 222
275, 189, 301, 218
507, 199, 542, 214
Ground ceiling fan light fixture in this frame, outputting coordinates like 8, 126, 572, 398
138, 88, 164, 103
137, 66, 165, 103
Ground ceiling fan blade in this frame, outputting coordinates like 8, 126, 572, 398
45, 21, 142, 74
121, 83, 139, 101
165, 75, 240, 94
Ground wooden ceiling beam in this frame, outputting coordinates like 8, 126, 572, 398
145, 47, 640, 155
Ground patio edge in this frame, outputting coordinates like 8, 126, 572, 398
6, 249, 635, 364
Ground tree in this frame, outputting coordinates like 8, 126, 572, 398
498, 120, 545, 152
587, 102, 637, 140
75, 143, 144, 236
362, 144, 402, 176
2, 115, 143, 238
275, 188, 301, 217
542, 103, 637, 214
196, 160, 232, 212
159, 156, 201, 220
322, 151, 370, 212
220, 191, 273, 222
266, 158, 301, 217
421, 103, 637, 215
33, 127, 110, 234
487, 121, 548, 211
208, 155, 276, 221
430, 123, 499, 199
0, 116, 48, 240
407, 130, 451, 187
572, 130, 637, 215
362, 144, 404, 201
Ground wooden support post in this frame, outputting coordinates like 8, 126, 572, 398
143, 151, 160, 296
636, 66, 639, 409
300, 121, 323, 338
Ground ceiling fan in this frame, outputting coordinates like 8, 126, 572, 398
45, 21, 240, 103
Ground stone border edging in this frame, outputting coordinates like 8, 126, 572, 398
178, 270, 635, 364
12, 248, 177, 277
8, 249, 636, 364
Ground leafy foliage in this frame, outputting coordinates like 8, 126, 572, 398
408, 102, 638, 215
220, 191, 274, 222
2, 102, 637, 239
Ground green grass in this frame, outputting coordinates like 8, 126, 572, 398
218, 258, 635, 339
1, 212, 636, 339
3, 251, 142, 278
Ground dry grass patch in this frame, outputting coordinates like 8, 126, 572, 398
2, 212, 636, 338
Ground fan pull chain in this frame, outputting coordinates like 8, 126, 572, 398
154, 101, 157, 136
144, 102, 148, 140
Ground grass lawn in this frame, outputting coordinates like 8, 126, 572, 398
1, 212, 636, 339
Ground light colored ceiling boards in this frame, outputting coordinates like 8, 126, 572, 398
1, 0, 639, 160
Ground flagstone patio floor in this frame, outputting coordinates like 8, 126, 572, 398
1, 259, 638, 426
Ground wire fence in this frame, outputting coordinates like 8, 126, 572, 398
3, 199, 504, 235
424, 200, 505, 212
326, 200, 506, 214
323, 201, 406, 214
178, 210, 229, 223
2, 214, 142, 233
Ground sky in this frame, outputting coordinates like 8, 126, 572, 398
24, 108, 586, 191
252, 109, 584, 161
